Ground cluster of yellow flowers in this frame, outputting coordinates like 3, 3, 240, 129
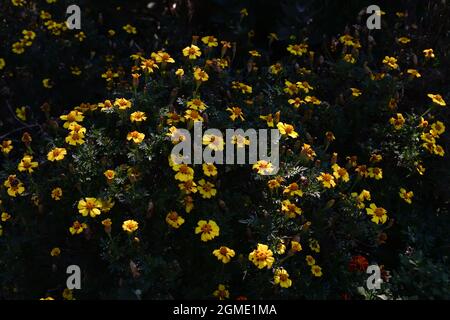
11, 29, 36, 54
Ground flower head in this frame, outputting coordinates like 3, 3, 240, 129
274, 268, 292, 288
195, 220, 220, 242
248, 243, 274, 269
122, 219, 139, 233
213, 246, 236, 264
78, 198, 102, 217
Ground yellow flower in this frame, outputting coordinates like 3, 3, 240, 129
276, 240, 286, 254
287, 43, 308, 56
42, 78, 53, 88
281, 200, 302, 218
193, 67, 209, 82
60, 110, 84, 128
62, 289, 74, 300
382, 56, 399, 69
288, 97, 305, 108
1, 212, 11, 222
197, 179, 217, 199
274, 268, 292, 288
431, 121, 445, 135
12, 41, 26, 54
51, 187, 63, 200
423, 48, 435, 59
152, 51, 175, 64
231, 81, 253, 94
15, 106, 27, 121
407, 69, 421, 78
47, 147, 67, 161
236, 6, 250, 16
71, 66, 82, 76
397, 37, 411, 44
4, 175, 25, 197
433, 144, 445, 157
277, 122, 298, 138
399, 188, 414, 204
195, 220, 220, 242
123, 24, 137, 34
283, 182, 303, 197
178, 180, 197, 194
130, 111, 147, 123
183, 195, 194, 213
304, 95, 322, 105
231, 135, 250, 148
12, 0, 26, 6
175, 68, 185, 77
173, 164, 194, 181
74, 31, 86, 41
343, 54, 356, 64
202, 163, 217, 177
368, 167, 383, 180
102, 218, 112, 232
104, 170, 116, 180
101, 69, 119, 82
182, 45, 201, 59
69, 221, 87, 235
268, 178, 282, 190
316, 172, 336, 188
184, 109, 204, 122
283, 80, 299, 95
114, 98, 132, 110
127, 131, 145, 144
369, 154, 383, 163
226, 106, 245, 121
65, 131, 85, 146
305, 255, 316, 266
366, 203, 388, 224
252, 160, 274, 175
332, 164, 350, 182
201, 36, 218, 47
213, 284, 229, 300
141, 59, 159, 73
301, 143, 317, 160
350, 88, 362, 97
269, 63, 282, 75
18, 155, 38, 173
311, 265, 323, 277
389, 113, 405, 130
213, 246, 236, 264
249, 243, 275, 269
249, 50, 261, 57
78, 198, 102, 217
339, 34, 356, 46
122, 219, 139, 233
186, 98, 206, 111
1, 140, 14, 154
202, 134, 224, 151
259, 113, 275, 127
427, 93, 446, 107
40, 297, 55, 300
297, 81, 313, 93
50, 247, 61, 257
100, 199, 115, 213
291, 241, 302, 252
166, 211, 185, 229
